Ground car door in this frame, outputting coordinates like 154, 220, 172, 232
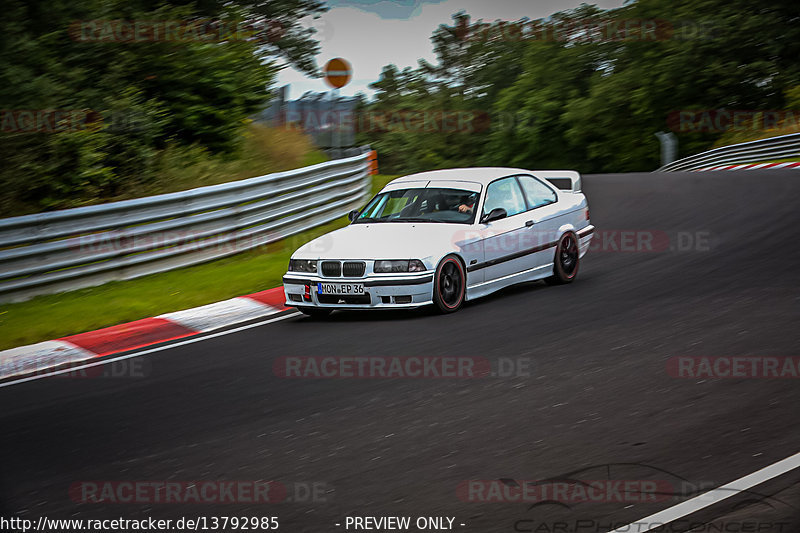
424, 180, 486, 286
478, 176, 533, 283
516, 175, 561, 269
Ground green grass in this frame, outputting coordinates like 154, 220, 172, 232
133, 122, 330, 199
713, 122, 800, 149
0, 174, 398, 350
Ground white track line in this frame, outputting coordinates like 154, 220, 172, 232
608, 450, 800, 532
0, 311, 300, 389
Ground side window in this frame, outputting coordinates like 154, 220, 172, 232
518, 175, 557, 209
483, 177, 527, 218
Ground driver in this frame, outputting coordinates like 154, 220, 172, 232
457, 192, 477, 214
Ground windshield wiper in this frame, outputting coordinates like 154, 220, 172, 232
388, 217, 445, 223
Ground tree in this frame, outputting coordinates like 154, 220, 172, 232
0, 0, 326, 212
357, 0, 800, 174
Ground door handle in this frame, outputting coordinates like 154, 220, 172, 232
525, 220, 534, 227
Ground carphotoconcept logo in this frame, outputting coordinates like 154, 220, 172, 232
482, 463, 793, 531
512, 518, 791, 532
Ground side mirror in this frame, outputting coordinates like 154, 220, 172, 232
481, 207, 507, 224
347, 210, 360, 222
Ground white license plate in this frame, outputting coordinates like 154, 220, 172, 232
317, 282, 365, 295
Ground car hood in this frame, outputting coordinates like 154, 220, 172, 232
292, 222, 471, 263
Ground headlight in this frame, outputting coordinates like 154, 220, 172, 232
374, 260, 426, 273
408, 260, 426, 272
289, 259, 317, 273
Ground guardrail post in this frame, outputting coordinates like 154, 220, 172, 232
654, 131, 678, 167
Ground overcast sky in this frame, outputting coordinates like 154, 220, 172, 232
277, 0, 627, 99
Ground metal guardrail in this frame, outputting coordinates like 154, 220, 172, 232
0, 153, 373, 303
656, 132, 800, 172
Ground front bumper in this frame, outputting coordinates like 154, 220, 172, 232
283, 272, 434, 309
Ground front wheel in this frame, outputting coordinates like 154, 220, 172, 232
297, 307, 332, 319
545, 232, 580, 285
433, 255, 466, 313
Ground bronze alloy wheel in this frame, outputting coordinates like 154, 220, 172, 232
546, 232, 580, 285
433, 255, 466, 313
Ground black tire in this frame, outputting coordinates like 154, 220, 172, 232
297, 307, 332, 319
433, 255, 466, 313
545, 232, 580, 285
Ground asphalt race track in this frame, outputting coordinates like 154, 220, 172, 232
2, 170, 799, 532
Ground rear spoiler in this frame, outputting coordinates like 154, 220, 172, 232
537, 170, 582, 193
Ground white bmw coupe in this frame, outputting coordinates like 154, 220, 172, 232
283, 168, 594, 316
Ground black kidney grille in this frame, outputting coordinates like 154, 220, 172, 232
342, 261, 366, 277
321, 261, 341, 277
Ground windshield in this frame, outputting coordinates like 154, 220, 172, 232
355, 187, 479, 224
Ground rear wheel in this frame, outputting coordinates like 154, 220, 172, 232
297, 307, 332, 319
545, 232, 580, 285
433, 255, 466, 313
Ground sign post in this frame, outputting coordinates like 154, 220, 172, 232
323, 58, 352, 154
